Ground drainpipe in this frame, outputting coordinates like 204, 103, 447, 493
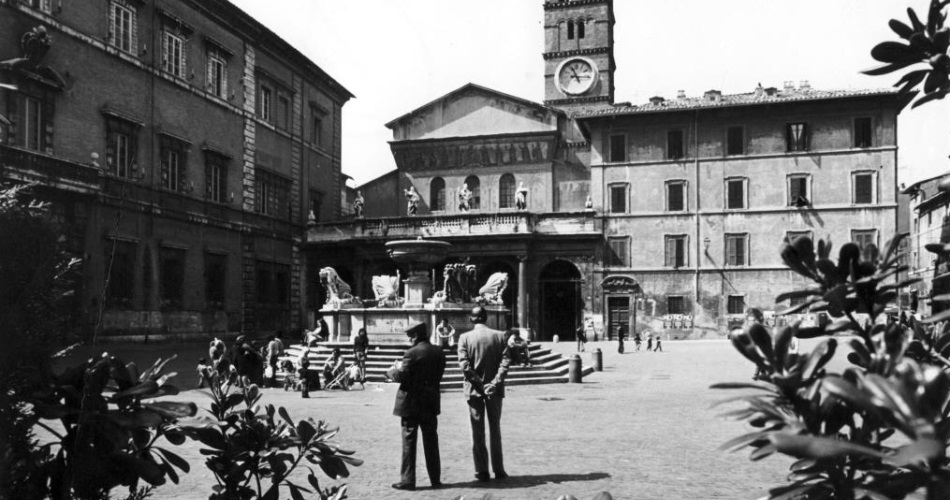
694, 110, 701, 305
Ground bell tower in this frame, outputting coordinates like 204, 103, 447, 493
543, 0, 615, 113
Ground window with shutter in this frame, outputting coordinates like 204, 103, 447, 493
111, 2, 136, 54
726, 178, 745, 209
204, 252, 226, 310
853, 173, 874, 204
854, 117, 872, 148
667, 296, 686, 315
609, 184, 627, 213
207, 48, 227, 98
105, 116, 139, 178
609, 134, 626, 162
726, 234, 748, 266
160, 247, 186, 310
667, 181, 685, 211
204, 152, 227, 203
726, 126, 744, 155
160, 136, 188, 192
788, 175, 810, 206
727, 295, 745, 314
786, 122, 808, 151
667, 130, 684, 159
499, 174, 516, 209
852, 230, 877, 250
608, 237, 629, 267
664, 235, 686, 267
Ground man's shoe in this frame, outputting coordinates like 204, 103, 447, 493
430, 482, 443, 489
391, 482, 415, 491
475, 473, 491, 482
495, 471, 509, 479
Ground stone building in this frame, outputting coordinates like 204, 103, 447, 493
905, 172, 950, 311
0, 0, 352, 340
307, 0, 904, 341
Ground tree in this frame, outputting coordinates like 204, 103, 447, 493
864, 0, 950, 109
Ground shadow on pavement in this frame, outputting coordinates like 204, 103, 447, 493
440, 471, 610, 490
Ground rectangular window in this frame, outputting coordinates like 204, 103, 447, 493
854, 117, 872, 148
853, 172, 874, 204
726, 126, 744, 155
667, 296, 686, 315
105, 117, 138, 178
160, 247, 186, 310
255, 168, 291, 219
609, 134, 627, 162
609, 184, 628, 214
258, 84, 272, 121
667, 130, 684, 159
204, 252, 226, 309
788, 175, 810, 207
255, 260, 291, 306
104, 239, 136, 307
23, 96, 42, 151
786, 230, 813, 244
162, 31, 185, 78
786, 122, 808, 152
204, 152, 228, 203
277, 94, 290, 130
207, 48, 227, 98
727, 295, 745, 315
607, 237, 629, 267
160, 136, 188, 192
667, 181, 686, 211
310, 189, 324, 222
665, 235, 687, 268
111, 2, 135, 54
726, 178, 746, 209
725, 234, 748, 266
311, 111, 323, 145
29, 0, 52, 13
852, 229, 877, 250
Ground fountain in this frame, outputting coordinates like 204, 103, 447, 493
317, 238, 510, 345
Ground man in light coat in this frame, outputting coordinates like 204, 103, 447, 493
387, 322, 446, 491
457, 306, 511, 482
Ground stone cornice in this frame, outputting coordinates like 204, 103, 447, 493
544, 95, 612, 106
542, 47, 610, 60
544, 0, 611, 11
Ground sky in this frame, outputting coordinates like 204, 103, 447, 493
230, 0, 950, 187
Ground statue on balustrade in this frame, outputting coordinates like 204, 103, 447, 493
458, 183, 472, 212
515, 182, 529, 211
319, 267, 360, 307
371, 274, 404, 308
476, 272, 509, 305
404, 186, 420, 216
353, 190, 365, 218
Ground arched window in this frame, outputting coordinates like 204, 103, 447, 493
430, 177, 446, 211
577, 19, 585, 39
465, 175, 480, 210
499, 174, 515, 209
567, 20, 574, 40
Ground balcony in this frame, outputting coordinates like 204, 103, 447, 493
306, 210, 601, 244
0, 145, 101, 193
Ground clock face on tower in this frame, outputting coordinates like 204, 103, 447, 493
555, 57, 599, 96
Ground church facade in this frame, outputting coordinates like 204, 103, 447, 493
307, 0, 902, 340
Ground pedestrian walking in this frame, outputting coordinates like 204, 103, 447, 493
646, 334, 653, 352
299, 350, 312, 398
616, 324, 626, 354
353, 328, 369, 385
387, 322, 447, 491
458, 306, 511, 482
266, 332, 285, 387
654, 335, 663, 352
634, 332, 642, 351
575, 322, 587, 352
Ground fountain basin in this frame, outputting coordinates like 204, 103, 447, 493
385, 239, 451, 266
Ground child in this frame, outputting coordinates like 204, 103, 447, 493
654, 335, 663, 352
196, 357, 212, 388
299, 350, 312, 398
646, 334, 653, 351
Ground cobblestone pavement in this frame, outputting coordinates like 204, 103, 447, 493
57, 340, 798, 499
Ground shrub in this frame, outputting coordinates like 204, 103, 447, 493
182, 371, 363, 500
713, 234, 950, 499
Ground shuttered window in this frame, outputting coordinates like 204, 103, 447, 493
664, 235, 687, 268
789, 175, 810, 206
667, 181, 685, 211
854, 117, 872, 148
607, 237, 629, 267
853, 172, 874, 204
609, 134, 627, 162
667, 130, 684, 159
725, 234, 748, 266
726, 178, 746, 209
726, 126, 744, 155
609, 184, 627, 213
786, 122, 808, 151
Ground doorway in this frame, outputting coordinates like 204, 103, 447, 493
539, 260, 581, 341
606, 296, 630, 340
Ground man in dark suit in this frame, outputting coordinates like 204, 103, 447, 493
457, 306, 511, 482
387, 322, 447, 491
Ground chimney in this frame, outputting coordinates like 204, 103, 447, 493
649, 95, 665, 106
703, 89, 722, 102
799, 80, 811, 90
676, 89, 687, 100
764, 87, 778, 96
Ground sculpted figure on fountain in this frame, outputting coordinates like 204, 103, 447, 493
319, 267, 360, 307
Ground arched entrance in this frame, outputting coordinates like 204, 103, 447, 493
539, 260, 582, 341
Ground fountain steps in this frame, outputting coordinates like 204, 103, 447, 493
279, 342, 591, 389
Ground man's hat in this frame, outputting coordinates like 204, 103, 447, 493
405, 322, 428, 338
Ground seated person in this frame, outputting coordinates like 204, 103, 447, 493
304, 323, 323, 347
323, 348, 348, 387
346, 363, 364, 388
436, 319, 455, 350
507, 327, 531, 367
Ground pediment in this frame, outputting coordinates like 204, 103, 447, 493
387, 84, 560, 141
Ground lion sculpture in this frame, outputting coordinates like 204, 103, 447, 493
372, 274, 404, 308
477, 272, 509, 305
319, 267, 359, 307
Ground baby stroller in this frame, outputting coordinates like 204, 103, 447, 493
280, 359, 300, 391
